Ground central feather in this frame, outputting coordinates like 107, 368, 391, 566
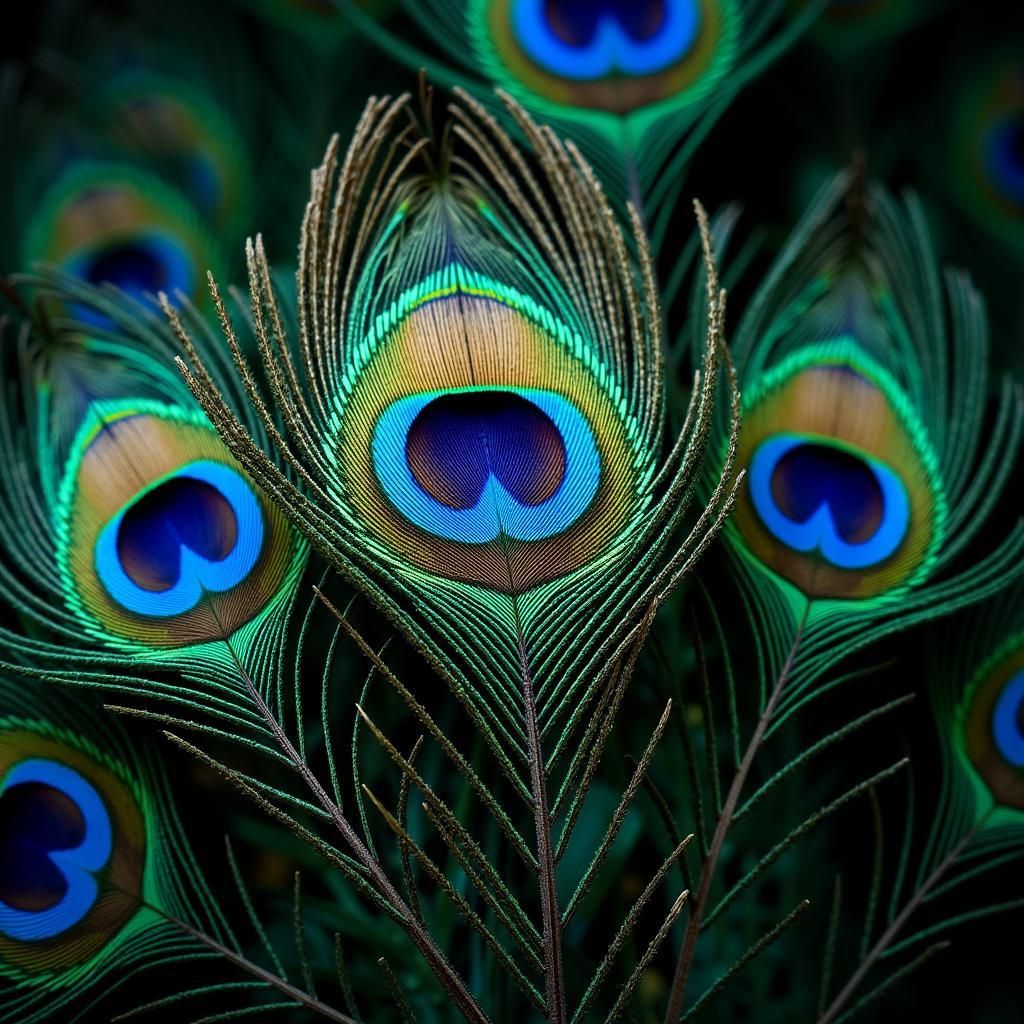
406, 391, 566, 510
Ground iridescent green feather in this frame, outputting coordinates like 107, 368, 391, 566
173, 88, 738, 823
21, 161, 226, 327
693, 173, 1024, 705
337, 0, 824, 236
0, 274, 307, 740
798, 0, 944, 56
930, 580, 1024, 838
97, 69, 255, 238
0, 676, 226, 1024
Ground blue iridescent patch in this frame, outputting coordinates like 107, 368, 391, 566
65, 232, 194, 328
993, 669, 1024, 766
0, 760, 112, 942
373, 387, 600, 543
983, 114, 1024, 206
748, 435, 910, 569
95, 460, 264, 616
511, 0, 700, 79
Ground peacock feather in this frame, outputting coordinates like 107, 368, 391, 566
948, 52, 1024, 254
338, 1, 821, 235
21, 162, 224, 329
796, 0, 938, 53
960, 637, 1024, 815
815, 576, 1024, 1024
0, 272, 306, 723
692, 172, 1024, 701
733, 337, 943, 601
174, 87, 739, 766
167, 90, 741, 1019
0, 676, 217, 1024
100, 70, 254, 237
934, 581, 1024, 826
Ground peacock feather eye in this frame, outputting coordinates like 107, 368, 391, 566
104, 73, 252, 232
335, 266, 639, 593
56, 400, 296, 649
0, 732, 145, 976
962, 640, 1024, 812
952, 57, 1024, 245
473, 0, 740, 121
731, 345, 946, 601
23, 163, 222, 328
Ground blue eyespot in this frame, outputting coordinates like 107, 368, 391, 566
64, 232, 195, 329
748, 434, 910, 569
372, 388, 600, 543
0, 759, 112, 942
993, 669, 1024, 767
982, 114, 1024, 207
95, 460, 264, 616
511, 0, 700, 80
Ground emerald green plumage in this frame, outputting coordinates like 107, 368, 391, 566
1, 3, 1022, 1020
693, 173, 1024, 705
0, 676, 223, 1024
932, 580, 1024, 832
168, 90, 742, 1020
0, 274, 307, 729
174, 90, 738, 786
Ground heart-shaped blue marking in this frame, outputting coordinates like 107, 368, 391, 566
512, 0, 700, 80
95, 460, 264, 616
749, 435, 910, 569
405, 391, 567, 510
0, 760, 112, 942
373, 388, 600, 544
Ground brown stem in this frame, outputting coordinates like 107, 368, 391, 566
226, 644, 490, 1024
818, 825, 980, 1024
144, 901, 358, 1023
663, 619, 807, 1023
512, 592, 566, 1023
104, 864, 350, 1022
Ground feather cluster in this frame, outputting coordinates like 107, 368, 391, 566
1, 4, 1022, 1024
